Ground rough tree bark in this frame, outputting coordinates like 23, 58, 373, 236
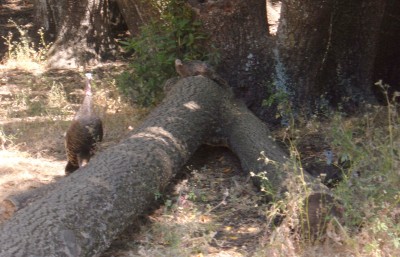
36, 0, 273, 118
115, 0, 160, 36
0, 76, 339, 256
274, 0, 386, 113
373, 0, 400, 99
33, 0, 160, 69
0, 76, 223, 256
34, 0, 126, 68
186, 0, 272, 119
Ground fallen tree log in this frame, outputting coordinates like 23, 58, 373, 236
0, 76, 224, 256
0, 76, 340, 256
220, 98, 341, 236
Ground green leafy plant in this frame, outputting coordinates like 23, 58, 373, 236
323, 81, 400, 255
118, 0, 218, 106
263, 82, 293, 126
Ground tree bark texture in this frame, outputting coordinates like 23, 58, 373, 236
33, 0, 64, 40
274, 0, 385, 113
0, 76, 224, 257
220, 97, 340, 238
187, 0, 272, 119
43, 0, 125, 68
115, 0, 160, 36
373, 0, 400, 99
0, 76, 339, 256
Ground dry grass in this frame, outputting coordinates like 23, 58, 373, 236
1, 19, 50, 73
0, 63, 149, 209
252, 99, 400, 257
102, 147, 269, 257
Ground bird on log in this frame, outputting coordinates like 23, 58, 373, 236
64, 73, 103, 175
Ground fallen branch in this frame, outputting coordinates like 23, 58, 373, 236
0, 75, 340, 256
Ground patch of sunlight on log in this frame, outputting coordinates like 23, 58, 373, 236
132, 127, 181, 148
184, 101, 201, 110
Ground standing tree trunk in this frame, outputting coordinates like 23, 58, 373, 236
186, 0, 272, 119
115, 0, 160, 36
274, 0, 385, 113
34, 0, 126, 68
373, 0, 400, 99
33, 0, 400, 115
33, 0, 64, 40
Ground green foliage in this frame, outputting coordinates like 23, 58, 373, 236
260, 81, 400, 252
263, 82, 293, 126
332, 102, 400, 227
327, 81, 400, 254
118, 0, 218, 106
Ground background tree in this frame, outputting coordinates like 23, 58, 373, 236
33, 0, 127, 68
273, 0, 386, 114
32, 0, 400, 120
185, 0, 271, 118
373, 0, 400, 101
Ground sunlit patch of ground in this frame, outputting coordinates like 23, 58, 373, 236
0, 63, 148, 210
0, 149, 64, 202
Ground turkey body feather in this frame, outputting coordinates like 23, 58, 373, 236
65, 73, 103, 175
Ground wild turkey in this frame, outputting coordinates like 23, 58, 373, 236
65, 73, 103, 175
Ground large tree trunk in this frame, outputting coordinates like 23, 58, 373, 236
373, 0, 400, 99
35, 0, 126, 68
33, 0, 65, 40
0, 76, 339, 256
115, 0, 160, 36
186, 0, 272, 119
34, 0, 400, 115
274, 0, 385, 113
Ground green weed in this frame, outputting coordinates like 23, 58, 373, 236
258, 81, 400, 255
326, 81, 400, 255
117, 0, 218, 106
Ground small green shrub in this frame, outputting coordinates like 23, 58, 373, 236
263, 81, 293, 126
118, 0, 218, 106
325, 82, 400, 255
331, 87, 400, 227
259, 81, 400, 254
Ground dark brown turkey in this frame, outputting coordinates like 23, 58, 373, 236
65, 73, 103, 175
